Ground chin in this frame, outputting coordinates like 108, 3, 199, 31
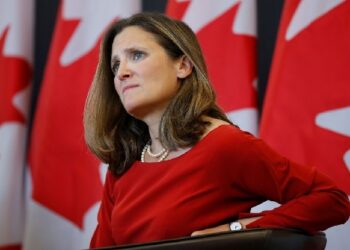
122, 102, 144, 118
124, 103, 158, 120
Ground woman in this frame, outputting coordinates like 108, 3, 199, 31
84, 12, 350, 247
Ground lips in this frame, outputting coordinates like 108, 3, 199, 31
122, 84, 139, 94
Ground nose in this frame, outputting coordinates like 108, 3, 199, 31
116, 60, 131, 81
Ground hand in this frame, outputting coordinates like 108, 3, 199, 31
190, 216, 262, 237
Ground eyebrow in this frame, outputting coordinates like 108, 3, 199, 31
110, 46, 149, 65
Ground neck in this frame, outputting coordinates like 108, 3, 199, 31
142, 111, 165, 153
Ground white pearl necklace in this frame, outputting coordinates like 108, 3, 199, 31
141, 143, 169, 162
147, 144, 166, 157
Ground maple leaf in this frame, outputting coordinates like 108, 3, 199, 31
0, 28, 31, 126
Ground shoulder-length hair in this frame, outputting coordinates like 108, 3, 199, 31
84, 12, 231, 175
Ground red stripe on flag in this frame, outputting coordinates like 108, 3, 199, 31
0, 244, 21, 250
166, 0, 258, 134
260, 0, 350, 193
29, 3, 102, 228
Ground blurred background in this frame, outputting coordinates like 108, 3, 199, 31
0, 0, 349, 249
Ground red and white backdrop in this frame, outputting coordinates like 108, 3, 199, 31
167, 0, 258, 135
0, 0, 34, 249
23, 1, 141, 249
2, 0, 141, 249
260, 0, 350, 249
0, 0, 349, 249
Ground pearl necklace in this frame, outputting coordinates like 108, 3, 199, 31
141, 143, 169, 162
147, 144, 166, 157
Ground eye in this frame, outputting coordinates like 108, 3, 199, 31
131, 50, 145, 61
111, 61, 120, 75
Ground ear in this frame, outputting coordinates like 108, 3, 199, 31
176, 55, 193, 79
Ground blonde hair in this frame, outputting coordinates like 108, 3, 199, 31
84, 12, 231, 175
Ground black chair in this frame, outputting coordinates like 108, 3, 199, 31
91, 228, 326, 250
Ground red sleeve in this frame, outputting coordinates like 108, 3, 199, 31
90, 170, 117, 248
225, 130, 350, 234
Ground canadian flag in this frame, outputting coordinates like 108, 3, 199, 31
166, 0, 258, 135
0, 0, 34, 249
260, 0, 350, 249
23, 1, 141, 249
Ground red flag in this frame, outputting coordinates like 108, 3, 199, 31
0, 0, 34, 249
166, 0, 258, 134
260, 1, 350, 249
24, 1, 141, 249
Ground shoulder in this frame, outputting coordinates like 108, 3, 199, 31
202, 117, 255, 144
104, 168, 121, 189
200, 118, 274, 161
201, 117, 231, 138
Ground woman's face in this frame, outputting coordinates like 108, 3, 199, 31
111, 26, 182, 118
